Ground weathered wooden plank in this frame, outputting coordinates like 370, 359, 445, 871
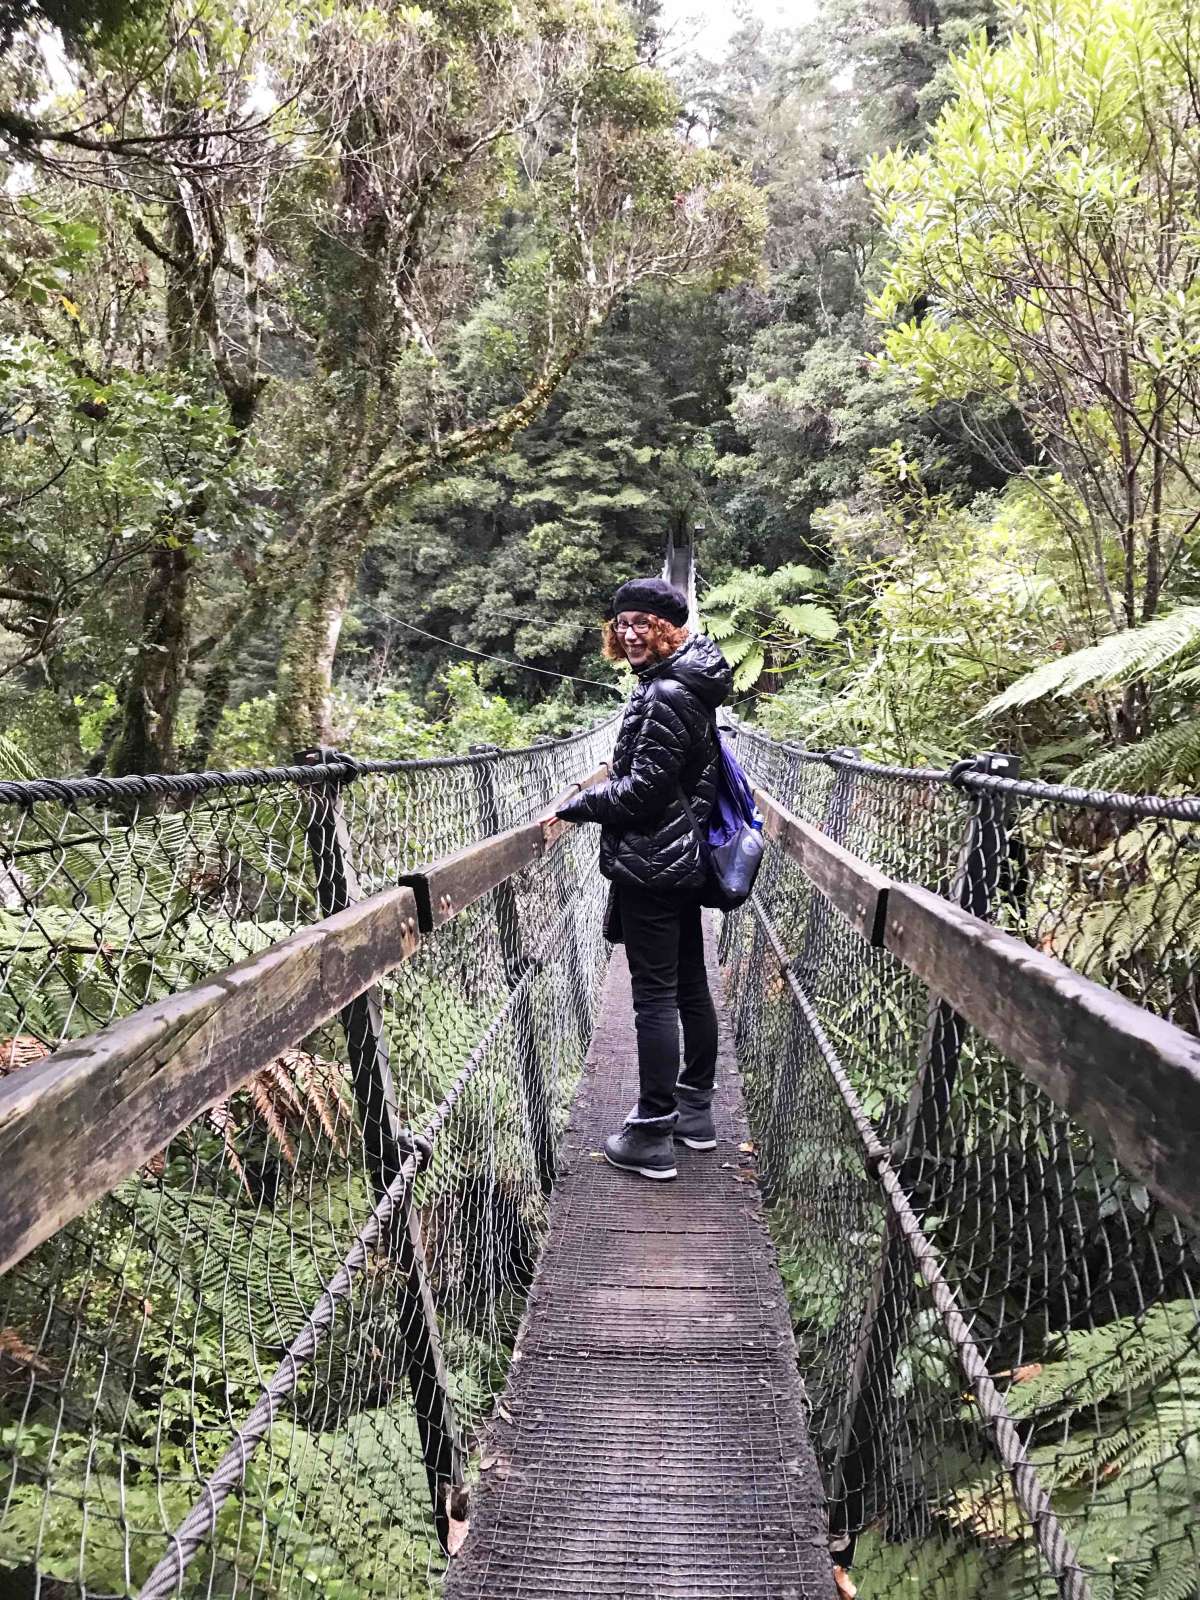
753, 786, 891, 945
540, 763, 610, 849
405, 824, 544, 931
405, 763, 612, 930
0, 886, 421, 1276
883, 882, 1200, 1234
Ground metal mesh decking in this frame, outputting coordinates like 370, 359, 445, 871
446, 937, 834, 1600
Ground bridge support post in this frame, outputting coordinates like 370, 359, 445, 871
828, 751, 1019, 1564
470, 748, 557, 1196
296, 747, 465, 1551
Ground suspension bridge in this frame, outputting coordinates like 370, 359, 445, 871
0, 570, 1198, 1599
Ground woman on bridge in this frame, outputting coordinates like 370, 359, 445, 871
556, 577, 733, 1181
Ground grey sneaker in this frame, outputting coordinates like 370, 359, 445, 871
604, 1123, 678, 1180
674, 1101, 717, 1151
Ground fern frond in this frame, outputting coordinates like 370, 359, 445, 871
249, 1077, 298, 1166
979, 607, 1200, 717
1038, 827, 1200, 968
1072, 718, 1200, 791
733, 646, 765, 692
704, 610, 738, 641
0, 737, 39, 782
778, 603, 839, 642
772, 563, 823, 591
719, 633, 757, 668
1005, 1301, 1198, 1421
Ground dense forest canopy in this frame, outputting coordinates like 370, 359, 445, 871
1, 0, 1199, 789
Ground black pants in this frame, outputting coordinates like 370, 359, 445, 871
617, 881, 719, 1123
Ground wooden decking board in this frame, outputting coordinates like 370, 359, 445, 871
445, 937, 835, 1600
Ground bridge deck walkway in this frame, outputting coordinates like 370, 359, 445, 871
446, 932, 834, 1599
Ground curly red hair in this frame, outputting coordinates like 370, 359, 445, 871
601, 616, 689, 665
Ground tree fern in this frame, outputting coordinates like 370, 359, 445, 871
778, 602, 839, 642
1032, 824, 1200, 981
700, 564, 839, 694
938, 1301, 1200, 1593
1071, 719, 1200, 791
1004, 1302, 1198, 1421
734, 646, 766, 692
980, 608, 1200, 716
0, 737, 40, 782
705, 610, 740, 641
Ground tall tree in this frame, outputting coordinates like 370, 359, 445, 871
254, 0, 760, 749
675, 0, 1005, 574
871, 0, 1200, 739
0, 1, 283, 772
0, 0, 761, 768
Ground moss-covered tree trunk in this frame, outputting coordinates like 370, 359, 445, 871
272, 510, 368, 749
109, 539, 193, 775
110, 200, 198, 778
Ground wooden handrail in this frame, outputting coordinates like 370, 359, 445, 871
755, 785, 1200, 1234
753, 786, 890, 945
391, 763, 608, 932
0, 887, 419, 1277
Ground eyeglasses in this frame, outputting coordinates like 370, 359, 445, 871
614, 618, 652, 636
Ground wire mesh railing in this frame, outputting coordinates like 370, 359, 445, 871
0, 723, 613, 1054
0, 717, 616, 1599
722, 726, 1200, 1600
5, 694, 1199, 1600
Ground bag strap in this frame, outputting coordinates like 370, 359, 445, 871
677, 713, 716, 856
676, 705, 723, 855
676, 781, 706, 852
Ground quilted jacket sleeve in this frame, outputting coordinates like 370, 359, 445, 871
556, 685, 691, 826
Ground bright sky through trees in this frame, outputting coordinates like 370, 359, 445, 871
657, 0, 816, 56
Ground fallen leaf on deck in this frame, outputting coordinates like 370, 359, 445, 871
447, 1515, 470, 1557
738, 1141, 757, 1153
833, 1565, 857, 1600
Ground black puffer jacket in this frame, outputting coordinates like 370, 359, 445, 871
557, 634, 733, 892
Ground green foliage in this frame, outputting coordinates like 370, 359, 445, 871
1023, 818, 1200, 1030
208, 693, 291, 769
701, 564, 838, 694
972, 604, 1200, 789
928, 1304, 1200, 1599
0, 1164, 442, 1597
0, 329, 277, 771
1, 0, 760, 771
358, 300, 724, 702
870, 0, 1200, 667
749, 461, 1087, 770
0, 767, 310, 1043
4, 0, 169, 51
800, 1281, 1200, 1600
1074, 720, 1200, 794
981, 610, 1200, 718
684, 0, 1008, 575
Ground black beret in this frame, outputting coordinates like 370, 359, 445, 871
609, 577, 688, 626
